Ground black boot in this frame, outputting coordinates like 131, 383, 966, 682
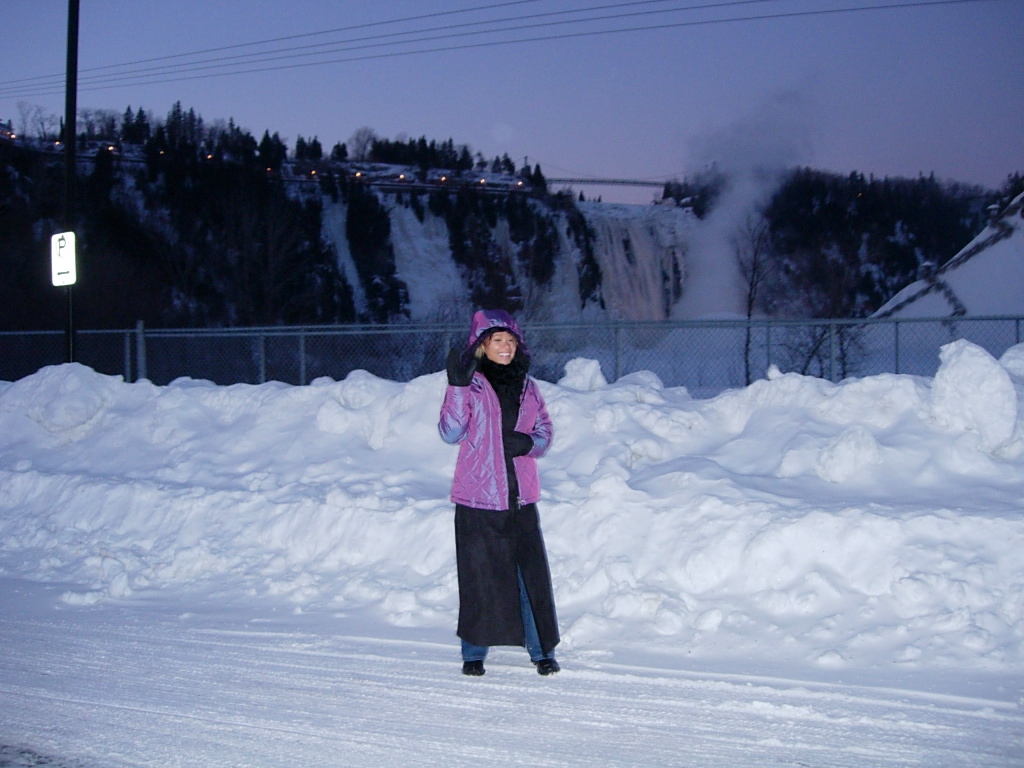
534, 658, 560, 675
462, 660, 485, 676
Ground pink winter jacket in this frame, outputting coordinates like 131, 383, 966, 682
439, 374, 553, 510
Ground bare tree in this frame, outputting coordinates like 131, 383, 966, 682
347, 126, 377, 162
94, 109, 120, 140
17, 102, 59, 140
777, 244, 867, 380
16, 102, 36, 137
37, 111, 60, 141
74, 108, 118, 141
220, 187, 308, 326
732, 212, 775, 384
77, 108, 98, 139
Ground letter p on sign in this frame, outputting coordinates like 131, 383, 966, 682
51, 231, 77, 287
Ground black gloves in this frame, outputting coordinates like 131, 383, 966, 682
446, 347, 530, 456
446, 348, 478, 387
503, 430, 534, 457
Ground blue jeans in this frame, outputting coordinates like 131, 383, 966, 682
462, 569, 546, 663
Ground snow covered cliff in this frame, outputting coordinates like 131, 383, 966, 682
323, 191, 699, 322
576, 201, 694, 321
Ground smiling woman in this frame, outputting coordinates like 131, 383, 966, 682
438, 308, 560, 677
479, 328, 517, 365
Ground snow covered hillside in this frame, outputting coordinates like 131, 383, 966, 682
875, 191, 1024, 318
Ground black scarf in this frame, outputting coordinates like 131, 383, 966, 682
479, 355, 529, 509
479, 355, 528, 432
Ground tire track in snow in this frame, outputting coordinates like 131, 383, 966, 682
0, 591, 1021, 768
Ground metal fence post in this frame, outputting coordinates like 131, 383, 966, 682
894, 319, 901, 374
298, 331, 306, 386
614, 324, 622, 381
123, 330, 131, 381
829, 321, 837, 382
134, 320, 146, 381
258, 335, 266, 387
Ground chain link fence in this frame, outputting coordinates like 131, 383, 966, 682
2, 316, 1022, 398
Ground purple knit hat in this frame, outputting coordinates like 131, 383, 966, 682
464, 309, 529, 361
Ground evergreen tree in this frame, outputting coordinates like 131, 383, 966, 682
121, 107, 135, 143
416, 136, 430, 173
530, 164, 547, 193
132, 108, 151, 144
258, 131, 287, 171
345, 184, 408, 321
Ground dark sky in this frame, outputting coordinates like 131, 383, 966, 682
2, 0, 1021, 203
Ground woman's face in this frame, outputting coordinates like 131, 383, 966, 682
481, 331, 518, 365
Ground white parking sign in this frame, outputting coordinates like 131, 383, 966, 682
51, 231, 77, 286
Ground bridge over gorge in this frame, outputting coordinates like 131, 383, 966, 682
546, 178, 667, 188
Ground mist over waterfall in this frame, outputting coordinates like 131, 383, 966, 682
318, 97, 818, 325
672, 92, 817, 320
671, 175, 761, 320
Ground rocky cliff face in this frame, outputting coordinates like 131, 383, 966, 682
579, 201, 693, 321
324, 191, 697, 323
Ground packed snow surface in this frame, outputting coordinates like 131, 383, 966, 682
2, 341, 1023, 766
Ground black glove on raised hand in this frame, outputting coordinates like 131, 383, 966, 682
503, 430, 534, 457
446, 348, 478, 387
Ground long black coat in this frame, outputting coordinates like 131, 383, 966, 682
455, 501, 560, 655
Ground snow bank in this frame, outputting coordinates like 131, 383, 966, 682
1, 340, 1023, 673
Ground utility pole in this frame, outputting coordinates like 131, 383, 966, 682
63, 0, 79, 363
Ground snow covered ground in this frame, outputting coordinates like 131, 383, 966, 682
1, 339, 1023, 766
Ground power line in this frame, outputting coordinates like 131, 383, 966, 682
0, 0, 999, 98
0, 0, 1001, 99
98, 0, 763, 83
4, 0, 756, 94
0, 0, 546, 87
0, 1, 787, 96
